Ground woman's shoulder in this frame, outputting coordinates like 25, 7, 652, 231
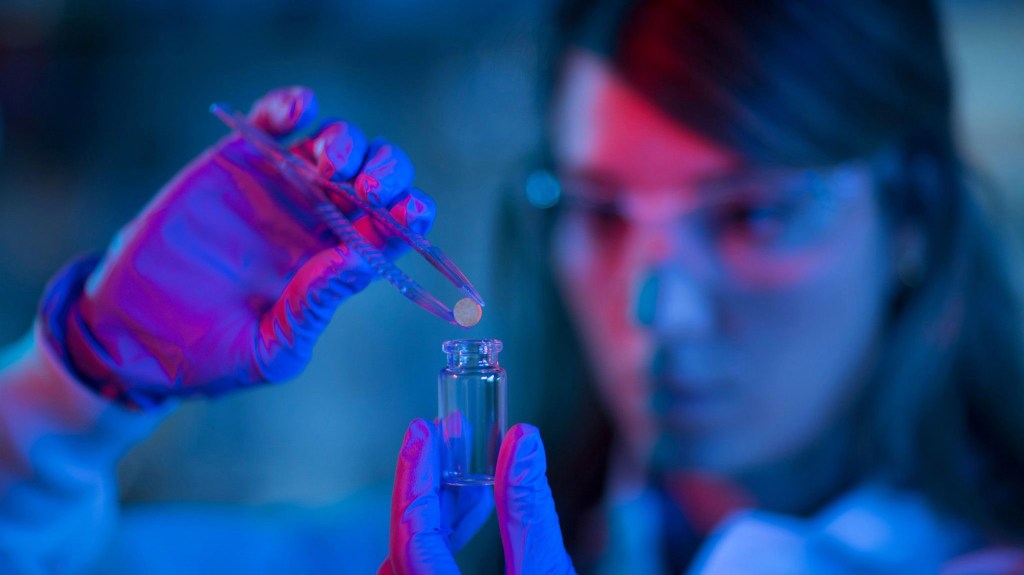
693, 481, 989, 574
811, 482, 1024, 575
812, 482, 977, 557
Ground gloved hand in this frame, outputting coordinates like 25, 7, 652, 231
44, 86, 435, 408
379, 420, 576, 575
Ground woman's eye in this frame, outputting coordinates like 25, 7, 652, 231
717, 202, 793, 243
583, 205, 628, 235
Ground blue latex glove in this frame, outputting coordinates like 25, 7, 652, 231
378, 420, 576, 575
42, 87, 436, 407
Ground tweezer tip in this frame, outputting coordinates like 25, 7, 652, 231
438, 260, 484, 307
461, 287, 486, 307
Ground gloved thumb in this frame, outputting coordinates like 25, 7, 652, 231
495, 424, 577, 575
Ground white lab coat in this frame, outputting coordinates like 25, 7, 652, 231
0, 323, 167, 573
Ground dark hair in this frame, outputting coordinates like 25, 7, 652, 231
495, 0, 1024, 565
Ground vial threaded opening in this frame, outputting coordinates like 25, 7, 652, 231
442, 339, 502, 368
442, 339, 503, 356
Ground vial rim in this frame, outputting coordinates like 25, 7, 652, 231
442, 338, 503, 355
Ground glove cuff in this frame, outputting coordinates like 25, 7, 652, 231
39, 255, 164, 411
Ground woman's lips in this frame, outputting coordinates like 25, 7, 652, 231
647, 345, 738, 428
652, 376, 734, 429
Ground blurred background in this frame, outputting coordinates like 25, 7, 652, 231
0, 0, 1021, 511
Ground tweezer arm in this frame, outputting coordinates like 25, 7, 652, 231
210, 103, 464, 327
313, 204, 458, 324
321, 179, 483, 306
211, 103, 483, 307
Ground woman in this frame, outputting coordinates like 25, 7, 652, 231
382, 0, 1024, 573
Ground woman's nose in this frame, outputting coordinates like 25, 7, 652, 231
631, 218, 718, 338
634, 264, 715, 339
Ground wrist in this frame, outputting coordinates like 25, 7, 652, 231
38, 255, 163, 411
39, 255, 101, 382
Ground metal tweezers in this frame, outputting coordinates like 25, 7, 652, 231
210, 102, 484, 327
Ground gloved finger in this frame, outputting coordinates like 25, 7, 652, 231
346, 188, 437, 261
248, 86, 319, 138
496, 424, 577, 575
385, 419, 462, 575
377, 187, 437, 260
292, 119, 369, 184
355, 138, 415, 208
388, 188, 436, 237
255, 244, 374, 383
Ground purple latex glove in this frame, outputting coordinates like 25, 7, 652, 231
48, 87, 436, 407
378, 421, 576, 575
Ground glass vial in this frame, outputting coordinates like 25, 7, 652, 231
439, 339, 507, 486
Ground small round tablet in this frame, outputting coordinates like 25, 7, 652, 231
453, 297, 483, 328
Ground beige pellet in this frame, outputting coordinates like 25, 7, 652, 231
453, 298, 483, 328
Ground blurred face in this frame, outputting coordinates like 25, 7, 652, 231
551, 51, 893, 476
